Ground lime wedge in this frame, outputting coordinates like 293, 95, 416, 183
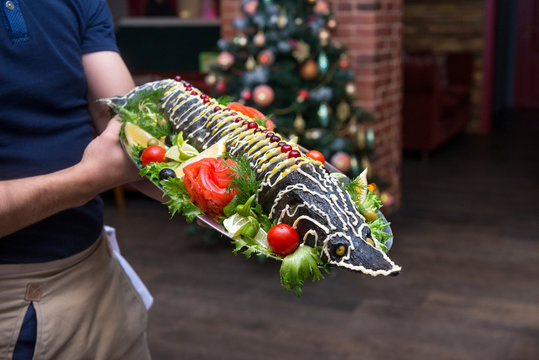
165, 145, 181, 162
179, 143, 199, 160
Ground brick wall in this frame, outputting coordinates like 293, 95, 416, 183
220, 0, 403, 210
403, 0, 485, 131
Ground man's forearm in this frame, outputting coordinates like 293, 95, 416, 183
0, 164, 98, 238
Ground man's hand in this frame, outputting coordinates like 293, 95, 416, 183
78, 117, 141, 191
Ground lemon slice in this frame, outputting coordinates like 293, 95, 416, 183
124, 122, 159, 148
354, 168, 369, 204
174, 137, 228, 179
222, 213, 250, 238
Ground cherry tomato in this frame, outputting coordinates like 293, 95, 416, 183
306, 150, 325, 163
141, 145, 166, 166
267, 224, 299, 256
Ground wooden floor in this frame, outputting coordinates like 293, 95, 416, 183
103, 110, 539, 360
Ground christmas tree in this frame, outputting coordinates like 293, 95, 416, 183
206, 0, 376, 177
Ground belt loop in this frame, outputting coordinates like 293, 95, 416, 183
24, 283, 42, 302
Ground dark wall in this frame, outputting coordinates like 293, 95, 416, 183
116, 24, 220, 73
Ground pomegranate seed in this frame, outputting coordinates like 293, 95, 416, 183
235, 117, 243, 123
254, 128, 262, 133
191, 91, 197, 95
247, 122, 258, 130
174, 75, 182, 82
213, 106, 220, 112
281, 144, 292, 153
270, 135, 280, 143
288, 150, 301, 158
265, 132, 274, 138
242, 120, 250, 127
203, 98, 210, 104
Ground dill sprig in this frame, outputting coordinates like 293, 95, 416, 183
342, 176, 364, 207
222, 152, 261, 204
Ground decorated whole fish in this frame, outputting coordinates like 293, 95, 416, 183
100, 79, 401, 277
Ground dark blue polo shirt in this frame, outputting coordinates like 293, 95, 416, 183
0, 0, 119, 263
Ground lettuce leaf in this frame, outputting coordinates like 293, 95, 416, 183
368, 217, 392, 253
280, 245, 329, 297
161, 177, 203, 222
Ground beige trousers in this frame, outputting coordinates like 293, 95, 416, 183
0, 231, 151, 360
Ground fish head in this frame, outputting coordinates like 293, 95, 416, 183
321, 224, 400, 276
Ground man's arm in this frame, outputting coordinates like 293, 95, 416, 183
0, 119, 141, 237
0, 51, 144, 238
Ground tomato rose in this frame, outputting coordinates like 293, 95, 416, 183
182, 158, 238, 218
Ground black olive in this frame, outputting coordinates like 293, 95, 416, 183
138, 148, 146, 160
159, 168, 176, 181
165, 133, 175, 147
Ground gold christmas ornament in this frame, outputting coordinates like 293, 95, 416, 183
293, 112, 306, 133
292, 40, 310, 62
277, 9, 288, 28
346, 117, 358, 135
245, 56, 256, 71
234, 34, 248, 47
205, 73, 217, 86
361, 156, 370, 171
253, 30, 266, 47
337, 100, 350, 122
305, 128, 323, 140
318, 29, 330, 46
356, 128, 366, 149
345, 82, 357, 97
300, 59, 318, 80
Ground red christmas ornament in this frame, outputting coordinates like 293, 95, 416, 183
216, 51, 234, 70
314, 0, 330, 15
257, 49, 275, 66
330, 151, 351, 173
241, 89, 252, 101
297, 89, 309, 101
216, 79, 227, 94
253, 85, 274, 107
339, 58, 349, 69
244, 0, 258, 15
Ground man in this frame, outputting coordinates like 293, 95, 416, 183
0, 0, 157, 358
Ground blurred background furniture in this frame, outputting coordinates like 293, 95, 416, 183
402, 52, 474, 159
